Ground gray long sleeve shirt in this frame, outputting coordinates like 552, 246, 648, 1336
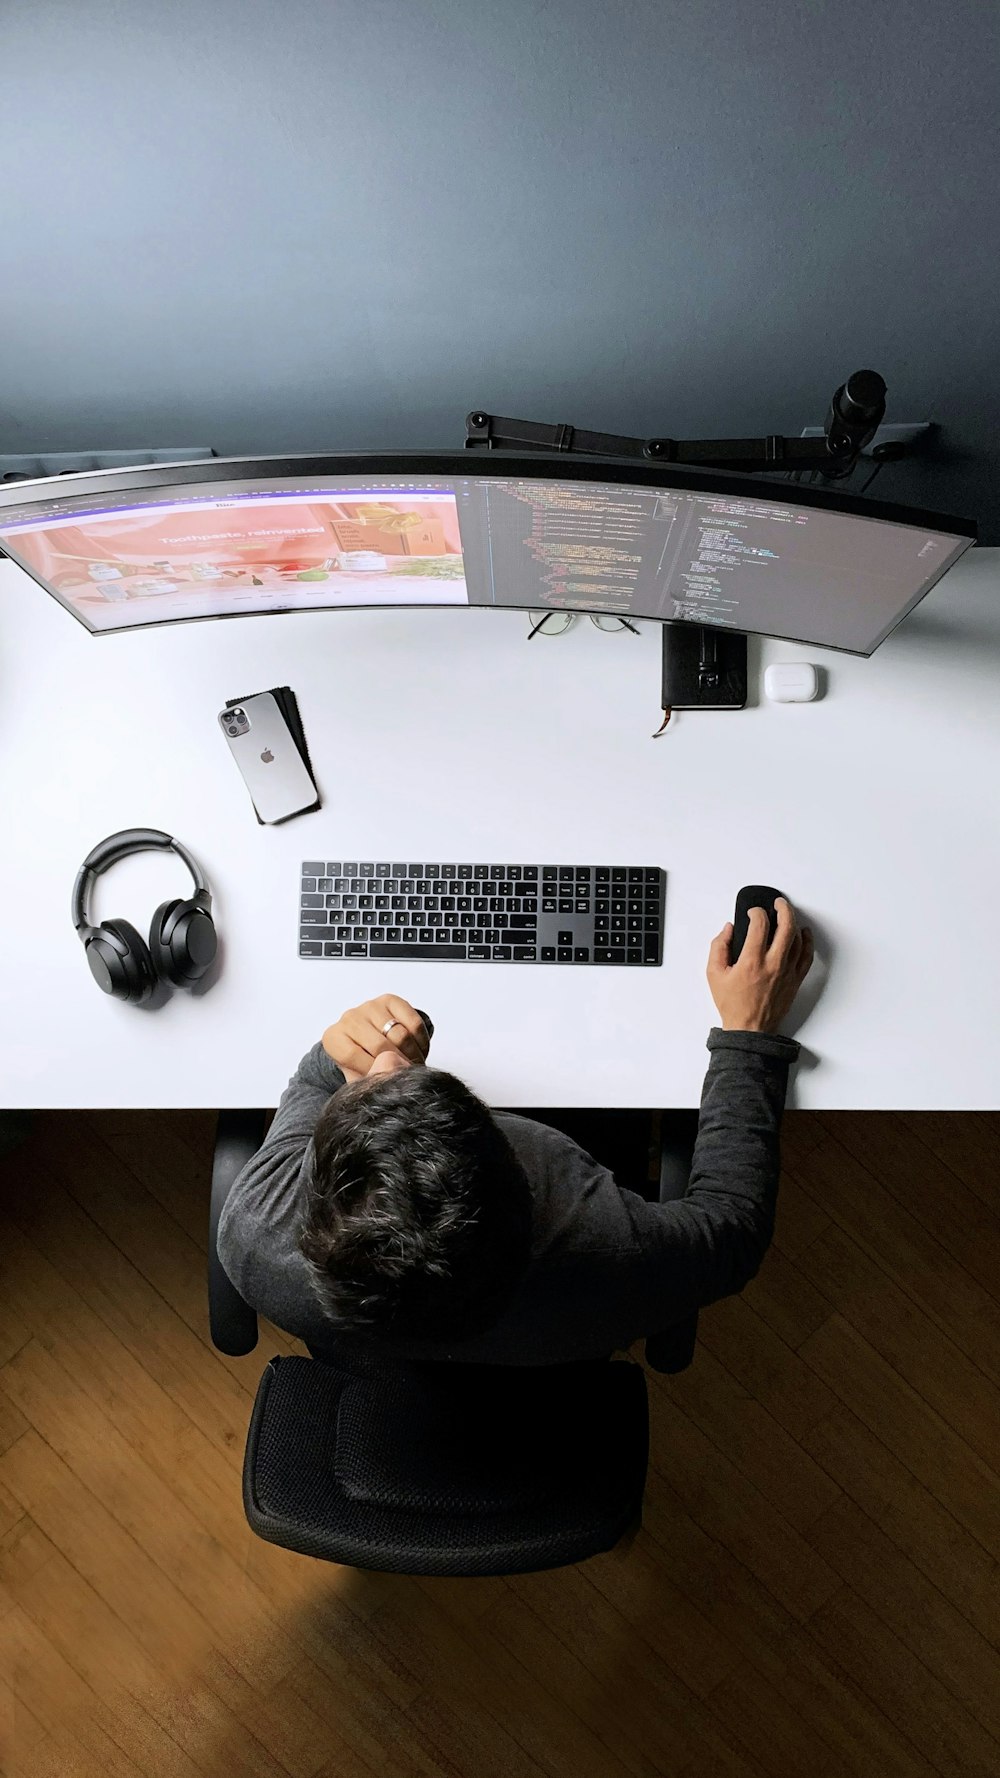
217, 1026, 801, 1366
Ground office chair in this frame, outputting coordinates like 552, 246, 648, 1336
209, 1106, 699, 1577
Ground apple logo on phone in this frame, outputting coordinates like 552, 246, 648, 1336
260, 748, 274, 763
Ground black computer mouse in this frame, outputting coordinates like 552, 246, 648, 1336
731, 886, 786, 963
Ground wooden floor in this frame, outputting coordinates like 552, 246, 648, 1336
1, 1104, 1000, 1778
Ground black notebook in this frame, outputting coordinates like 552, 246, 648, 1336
661, 624, 748, 711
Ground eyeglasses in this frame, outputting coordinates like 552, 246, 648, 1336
527, 611, 640, 640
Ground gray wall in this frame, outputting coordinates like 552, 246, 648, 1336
2, 0, 998, 538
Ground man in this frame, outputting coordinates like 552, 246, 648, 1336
217, 899, 814, 1365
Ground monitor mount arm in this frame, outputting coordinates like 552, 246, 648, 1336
465, 368, 890, 478
465, 369, 897, 709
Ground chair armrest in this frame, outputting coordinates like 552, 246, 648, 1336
644, 1315, 699, 1374
645, 1109, 700, 1373
208, 1108, 269, 1356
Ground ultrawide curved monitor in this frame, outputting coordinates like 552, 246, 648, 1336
0, 450, 977, 656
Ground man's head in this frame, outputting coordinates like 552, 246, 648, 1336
300, 1054, 533, 1342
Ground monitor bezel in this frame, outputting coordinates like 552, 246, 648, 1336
0, 449, 978, 654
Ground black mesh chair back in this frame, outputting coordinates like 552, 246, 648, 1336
242, 1349, 648, 1575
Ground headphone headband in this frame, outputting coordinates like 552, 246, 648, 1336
72, 828, 209, 933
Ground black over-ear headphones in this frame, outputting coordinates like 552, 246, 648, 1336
72, 827, 218, 1004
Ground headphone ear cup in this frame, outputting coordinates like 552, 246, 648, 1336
86, 918, 158, 1004
149, 899, 183, 980
150, 897, 218, 986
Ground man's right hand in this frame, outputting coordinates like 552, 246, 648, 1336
706, 897, 814, 1034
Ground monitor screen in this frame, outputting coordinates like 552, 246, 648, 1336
0, 451, 976, 655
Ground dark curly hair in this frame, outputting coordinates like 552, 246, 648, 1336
299, 1066, 533, 1341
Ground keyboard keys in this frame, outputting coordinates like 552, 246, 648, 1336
300, 864, 663, 966
370, 942, 466, 959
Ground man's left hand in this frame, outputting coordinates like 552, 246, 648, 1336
322, 995, 431, 1082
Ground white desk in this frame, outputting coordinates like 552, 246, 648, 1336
3, 549, 999, 1110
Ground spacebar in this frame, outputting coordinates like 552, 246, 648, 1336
368, 943, 467, 960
